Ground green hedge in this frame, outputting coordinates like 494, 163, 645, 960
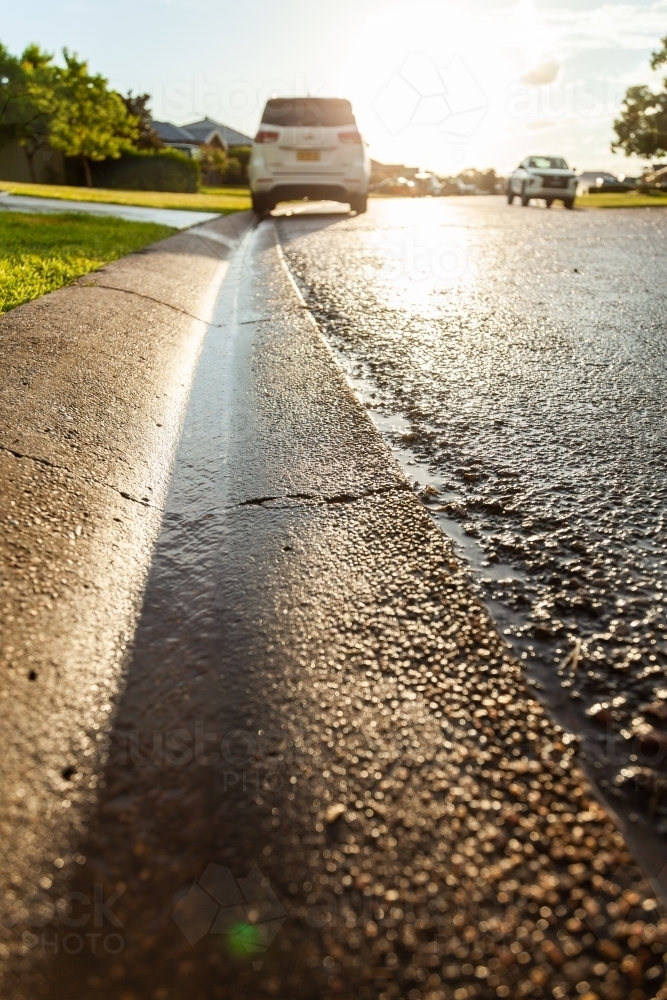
64, 149, 200, 192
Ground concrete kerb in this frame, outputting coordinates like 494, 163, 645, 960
0, 210, 254, 984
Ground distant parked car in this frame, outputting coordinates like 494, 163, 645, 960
369, 176, 416, 196
641, 165, 667, 191
249, 97, 371, 216
577, 171, 630, 194
507, 156, 578, 208
414, 172, 442, 196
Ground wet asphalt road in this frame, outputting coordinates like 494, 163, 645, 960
277, 196, 667, 836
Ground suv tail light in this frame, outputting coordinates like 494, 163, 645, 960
338, 131, 362, 144
254, 130, 279, 143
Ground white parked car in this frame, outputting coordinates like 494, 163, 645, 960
249, 97, 371, 216
507, 156, 577, 208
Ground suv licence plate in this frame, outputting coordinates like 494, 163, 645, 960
297, 150, 321, 161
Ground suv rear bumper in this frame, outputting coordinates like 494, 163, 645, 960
252, 182, 362, 205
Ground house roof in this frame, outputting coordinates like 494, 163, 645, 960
184, 118, 253, 148
151, 121, 199, 146
152, 118, 253, 151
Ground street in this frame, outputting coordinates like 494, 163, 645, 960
278, 196, 667, 837
18, 198, 666, 1000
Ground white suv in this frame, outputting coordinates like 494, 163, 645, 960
249, 97, 371, 216
507, 156, 577, 208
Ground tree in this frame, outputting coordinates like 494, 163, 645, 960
612, 36, 667, 159
0, 44, 54, 182
33, 50, 138, 186
457, 168, 500, 193
122, 92, 162, 150
0, 43, 25, 146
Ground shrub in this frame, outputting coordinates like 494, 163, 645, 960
199, 143, 227, 186
198, 144, 250, 187
222, 156, 243, 185
226, 146, 250, 185
87, 148, 200, 192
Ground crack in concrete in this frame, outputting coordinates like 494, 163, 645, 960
0, 444, 160, 510
83, 283, 220, 327
234, 482, 409, 509
0, 443, 59, 470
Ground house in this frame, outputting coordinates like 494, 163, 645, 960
151, 118, 253, 157
370, 159, 419, 182
0, 115, 254, 185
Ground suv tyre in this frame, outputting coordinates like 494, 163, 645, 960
251, 193, 269, 217
349, 194, 368, 214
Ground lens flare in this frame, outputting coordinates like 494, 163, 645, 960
227, 921, 263, 956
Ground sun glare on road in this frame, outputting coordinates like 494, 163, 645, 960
362, 200, 475, 312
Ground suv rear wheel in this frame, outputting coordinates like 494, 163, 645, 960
349, 194, 367, 214
251, 193, 269, 217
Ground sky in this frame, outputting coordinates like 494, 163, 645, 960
2, 0, 666, 175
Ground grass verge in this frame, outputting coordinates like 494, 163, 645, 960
0, 180, 251, 213
577, 191, 667, 209
0, 211, 174, 314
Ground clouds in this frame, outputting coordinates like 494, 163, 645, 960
524, 0, 667, 56
520, 59, 561, 85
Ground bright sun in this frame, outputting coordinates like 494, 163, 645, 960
330, 0, 565, 174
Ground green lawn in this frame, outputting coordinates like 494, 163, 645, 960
0, 179, 251, 214
0, 211, 174, 314
577, 190, 667, 209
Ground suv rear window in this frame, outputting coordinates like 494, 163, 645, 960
261, 98, 356, 127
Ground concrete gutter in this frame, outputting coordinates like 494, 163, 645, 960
0, 211, 253, 983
